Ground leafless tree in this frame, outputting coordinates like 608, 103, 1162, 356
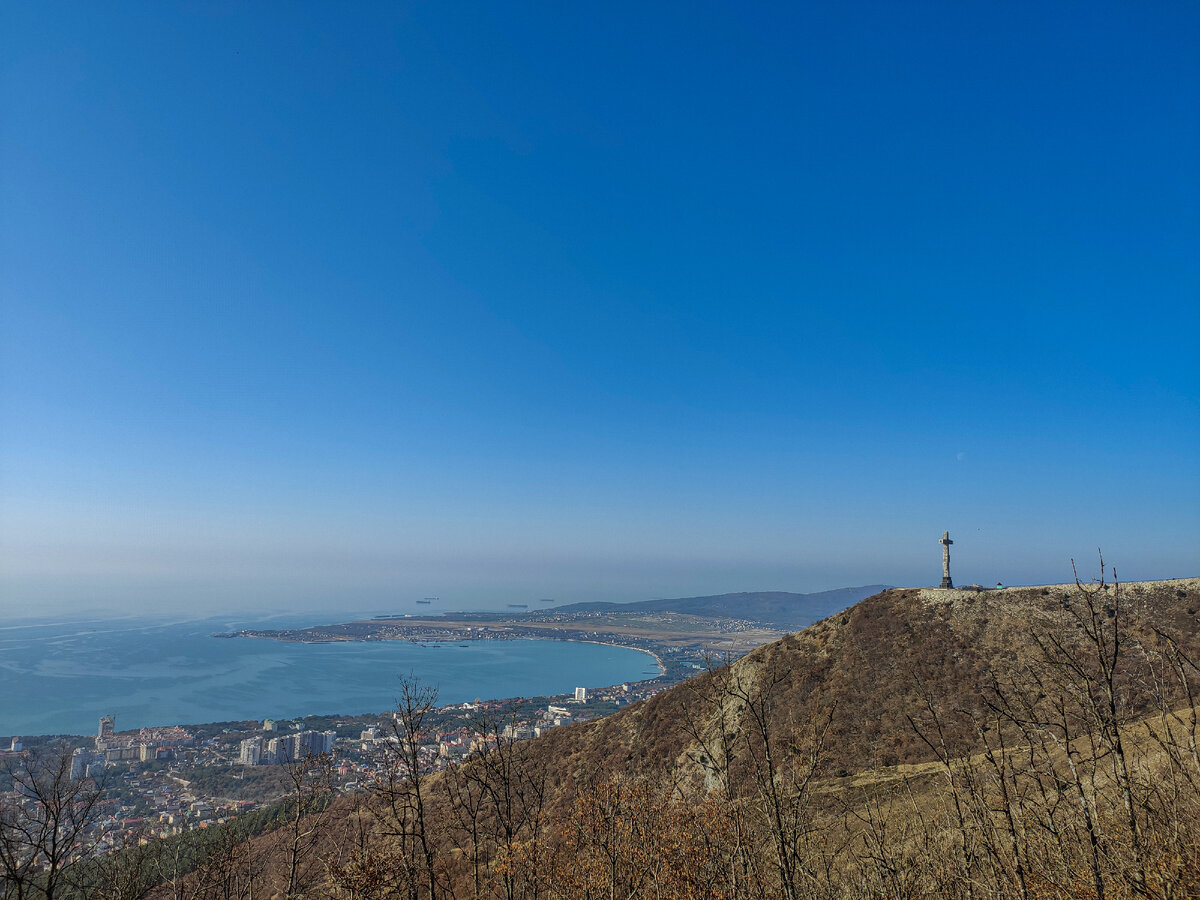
732, 667, 834, 900
324, 794, 395, 900
271, 751, 335, 899
151, 822, 264, 900
894, 554, 1200, 899
680, 653, 837, 899
681, 653, 761, 897
0, 743, 105, 900
449, 711, 547, 900
374, 675, 442, 899
70, 827, 160, 900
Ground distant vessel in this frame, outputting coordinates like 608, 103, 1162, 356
415, 600, 432, 605
536, 598, 554, 603
507, 604, 528, 609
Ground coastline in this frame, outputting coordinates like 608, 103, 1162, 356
570, 638, 666, 677
229, 608, 768, 672
1, 625, 661, 739
313, 632, 670, 680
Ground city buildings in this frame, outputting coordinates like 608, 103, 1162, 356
243, 729, 335, 765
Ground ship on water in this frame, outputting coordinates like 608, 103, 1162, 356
507, 603, 528, 609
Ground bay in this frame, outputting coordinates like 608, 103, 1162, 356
0, 613, 655, 737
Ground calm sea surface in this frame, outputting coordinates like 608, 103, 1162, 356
0, 613, 656, 737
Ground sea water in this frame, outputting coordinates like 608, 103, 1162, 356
0, 613, 655, 737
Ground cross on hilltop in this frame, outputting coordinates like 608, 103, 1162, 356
939, 531, 954, 588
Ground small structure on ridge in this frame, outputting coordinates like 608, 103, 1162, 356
939, 531, 954, 588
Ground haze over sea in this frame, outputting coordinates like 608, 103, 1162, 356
0, 612, 654, 738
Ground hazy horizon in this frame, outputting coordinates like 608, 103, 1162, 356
3, 3, 1198, 618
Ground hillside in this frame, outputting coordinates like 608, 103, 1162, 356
525, 577, 1200, 791
48, 574, 1200, 899
420, 573, 1200, 898
547, 584, 890, 628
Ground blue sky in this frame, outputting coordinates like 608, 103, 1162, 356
2, 2, 1198, 615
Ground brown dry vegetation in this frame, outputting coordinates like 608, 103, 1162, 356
8, 568, 1199, 899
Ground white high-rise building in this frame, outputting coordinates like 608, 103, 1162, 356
96, 715, 115, 749
239, 737, 262, 766
71, 748, 90, 780
574, 687, 587, 703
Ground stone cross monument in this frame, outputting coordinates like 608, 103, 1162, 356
939, 531, 954, 588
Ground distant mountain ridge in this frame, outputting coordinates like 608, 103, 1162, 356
549, 585, 891, 628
